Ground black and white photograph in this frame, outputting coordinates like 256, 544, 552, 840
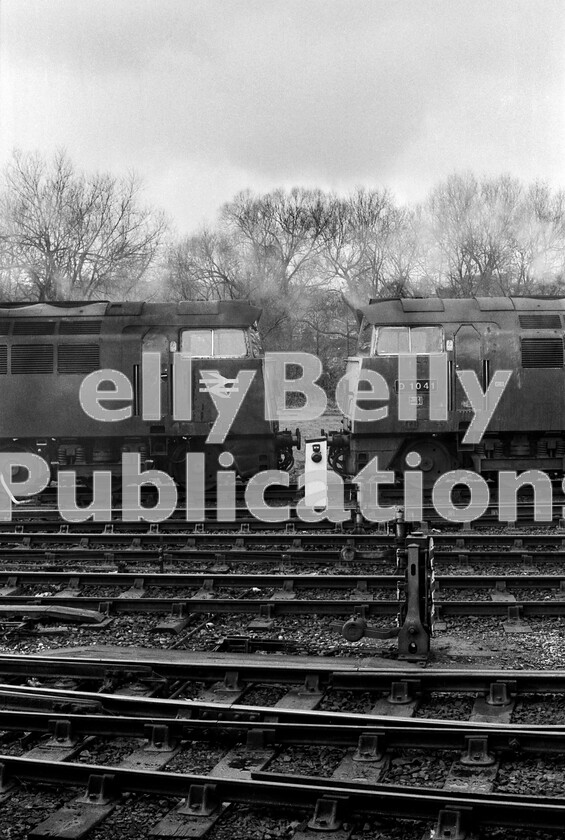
0, 1, 565, 838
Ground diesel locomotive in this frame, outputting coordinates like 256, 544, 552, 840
0, 299, 296, 487
329, 296, 565, 484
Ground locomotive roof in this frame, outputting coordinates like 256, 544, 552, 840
360, 296, 565, 322
0, 300, 262, 326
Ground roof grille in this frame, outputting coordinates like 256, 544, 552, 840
59, 321, 102, 335
11, 345, 54, 374
57, 344, 100, 374
0, 346, 6, 374
521, 338, 564, 368
519, 314, 561, 329
12, 320, 56, 336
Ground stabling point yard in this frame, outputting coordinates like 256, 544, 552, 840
3, 296, 565, 838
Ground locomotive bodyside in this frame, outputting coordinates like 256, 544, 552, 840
330, 297, 565, 481
0, 300, 292, 485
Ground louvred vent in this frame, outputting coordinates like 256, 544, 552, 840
59, 321, 102, 335
0, 346, 6, 374
12, 321, 56, 335
11, 345, 54, 373
521, 338, 564, 368
0, 320, 10, 336
57, 344, 100, 374
518, 314, 561, 329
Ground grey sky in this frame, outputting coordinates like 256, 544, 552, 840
1, 0, 564, 232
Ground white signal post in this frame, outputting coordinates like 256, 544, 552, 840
304, 437, 328, 511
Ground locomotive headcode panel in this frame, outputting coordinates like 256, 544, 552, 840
329, 296, 565, 483
0, 300, 296, 487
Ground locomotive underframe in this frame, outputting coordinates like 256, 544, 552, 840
0, 431, 288, 487
334, 431, 565, 483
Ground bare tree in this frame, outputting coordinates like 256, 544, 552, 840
0, 150, 167, 301
319, 188, 421, 308
166, 228, 244, 301
165, 224, 297, 347
422, 173, 565, 297
221, 187, 331, 297
512, 182, 565, 293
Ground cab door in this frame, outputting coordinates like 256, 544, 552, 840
141, 329, 170, 420
454, 324, 482, 419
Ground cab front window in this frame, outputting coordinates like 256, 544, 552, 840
373, 326, 443, 355
180, 328, 248, 358
214, 329, 248, 357
410, 327, 443, 353
375, 327, 409, 354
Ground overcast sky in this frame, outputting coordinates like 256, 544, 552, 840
1, 0, 564, 233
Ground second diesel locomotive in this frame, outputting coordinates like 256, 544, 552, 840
329, 296, 565, 484
0, 299, 297, 488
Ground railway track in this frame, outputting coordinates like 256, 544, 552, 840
1, 651, 565, 701
2, 516, 565, 837
0, 578, 563, 651
1, 569, 564, 601
0, 525, 390, 573
0, 659, 565, 837
3, 753, 565, 839
2, 528, 565, 647
11, 481, 565, 528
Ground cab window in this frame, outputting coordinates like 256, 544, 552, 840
215, 329, 248, 357
375, 327, 410, 354
180, 328, 248, 357
410, 327, 443, 353
374, 326, 443, 355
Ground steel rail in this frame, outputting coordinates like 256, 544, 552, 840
2, 708, 565, 753
0, 552, 388, 571
432, 534, 565, 546
0, 528, 388, 545
0, 595, 401, 616
0, 571, 400, 589
432, 601, 565, 616
3, 654, 565, 693
434, 575, 565, 589
433, 551, 565, 562
0, 545, 390, 565
1, 570, 564, 592
0, 684, 563, 731
1, 595, 565, 617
